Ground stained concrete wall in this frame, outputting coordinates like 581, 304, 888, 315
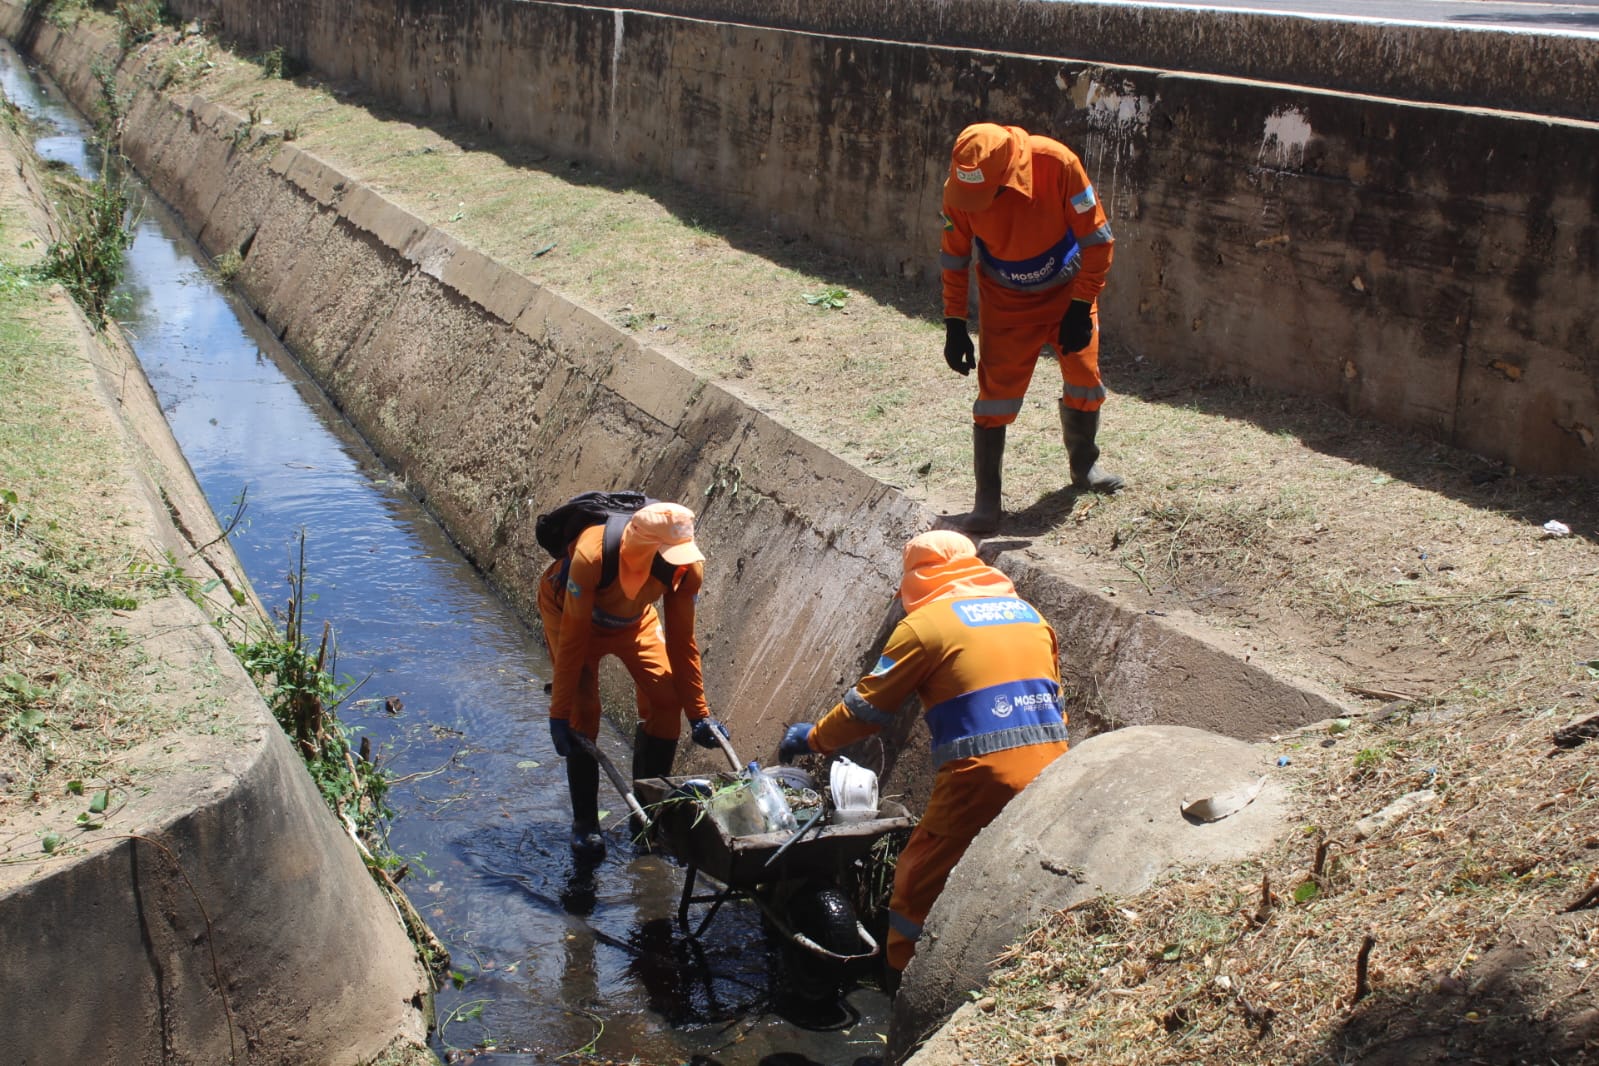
0, 9, 1354, 818
143, 0, 1599, 477
553, 0, 1599, 123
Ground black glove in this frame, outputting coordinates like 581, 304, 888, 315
1058, 300, 1094, 353
549, 718, 572, 758
943, 318, 976, 376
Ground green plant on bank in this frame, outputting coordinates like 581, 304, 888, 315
129, 548, 246, 610
152, 36, 215, 91
802, 285, 849, 310
213, 248, 243, 282
111, 0, 166, 49
253, 45, 302, 81
231, 532, 390, 836
88, 57, 131, 139
37, 153, 137, 326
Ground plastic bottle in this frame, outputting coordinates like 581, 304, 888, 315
746, 761, 798, 833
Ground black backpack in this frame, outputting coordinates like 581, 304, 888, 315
534, 490, 674, 592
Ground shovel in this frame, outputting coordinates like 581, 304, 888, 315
571, 733, 651, 831
709, 725, 743, 774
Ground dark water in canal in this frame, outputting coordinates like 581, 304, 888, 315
1, 42, 889, 1066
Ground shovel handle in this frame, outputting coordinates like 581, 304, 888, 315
711, 725, 742, 773
572, 733, 650, 827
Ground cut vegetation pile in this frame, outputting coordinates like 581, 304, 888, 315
949, 699, 1599, 1064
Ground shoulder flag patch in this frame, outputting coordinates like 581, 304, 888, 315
1071, 186, 1098, 214
940, 211, 954, 232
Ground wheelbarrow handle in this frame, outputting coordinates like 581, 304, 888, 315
571, 733, 651, 828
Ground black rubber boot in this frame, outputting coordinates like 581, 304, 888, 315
630, 725, 677, 847
1060, 403, 1125, 493
566, 746, 605, 858
949, 424, 1005, 534
631, 724, 678, 782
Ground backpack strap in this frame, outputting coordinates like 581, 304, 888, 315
650, 553, 680, 588
599, 512, 630, 591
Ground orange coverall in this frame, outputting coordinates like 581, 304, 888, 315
810, 594, 1069, 971
940, 131, 1115, 427
537, 523, 710, 742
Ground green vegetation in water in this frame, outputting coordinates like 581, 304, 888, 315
37, 153, 137, 326
232, 532, 390, 836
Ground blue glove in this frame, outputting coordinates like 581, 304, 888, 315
779, 723, 815, 763
1057, 300, 1094, 353
549, 718, 572, 757
690, 718, 729, 750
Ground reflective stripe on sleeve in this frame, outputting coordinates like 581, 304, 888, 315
940, 251, 971, 271
1078, 223, 1114, 247
844, 687, 896, 726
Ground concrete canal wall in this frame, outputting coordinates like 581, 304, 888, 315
144, 0, 1599, 476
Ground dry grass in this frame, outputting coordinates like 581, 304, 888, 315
0, 164, 182, 822
947, 699, 1599, 1064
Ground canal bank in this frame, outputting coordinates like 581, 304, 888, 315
0, 92, 434, 1064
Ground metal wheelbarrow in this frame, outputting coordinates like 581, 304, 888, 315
632, 772, 915, 965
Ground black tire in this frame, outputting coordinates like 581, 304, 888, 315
779, 882, 858, 1002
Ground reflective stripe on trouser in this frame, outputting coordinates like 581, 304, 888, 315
538, 586, 686, 742
886, 825, 975, 971
973, 307, 1106, 428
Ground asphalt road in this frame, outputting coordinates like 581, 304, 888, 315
1066, 0, 1599, 35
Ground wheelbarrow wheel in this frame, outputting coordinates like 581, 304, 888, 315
776, 882, 858, 1002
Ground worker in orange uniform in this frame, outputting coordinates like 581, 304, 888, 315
940, 121, 1123, 534
539, 502, 729, 857
778, 530, 1069, 975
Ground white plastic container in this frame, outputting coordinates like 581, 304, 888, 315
829, 757, 879, 818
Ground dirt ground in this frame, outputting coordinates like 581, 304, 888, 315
29, 18, 1599, 1063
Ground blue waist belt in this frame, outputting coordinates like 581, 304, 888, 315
926, 677, 1067, 767
591, 607, 644, 630
975, 231, 1081, 291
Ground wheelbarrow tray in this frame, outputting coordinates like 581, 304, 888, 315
633, 774, 914, 889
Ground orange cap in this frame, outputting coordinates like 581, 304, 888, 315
618, 502, 704, 597
943, 123, 1024, 213
899, 530, 1016, 613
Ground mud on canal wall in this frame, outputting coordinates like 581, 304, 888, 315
3, 9, 1352, 810
109, 0, 1599, 478
0, 101, 430, 1063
